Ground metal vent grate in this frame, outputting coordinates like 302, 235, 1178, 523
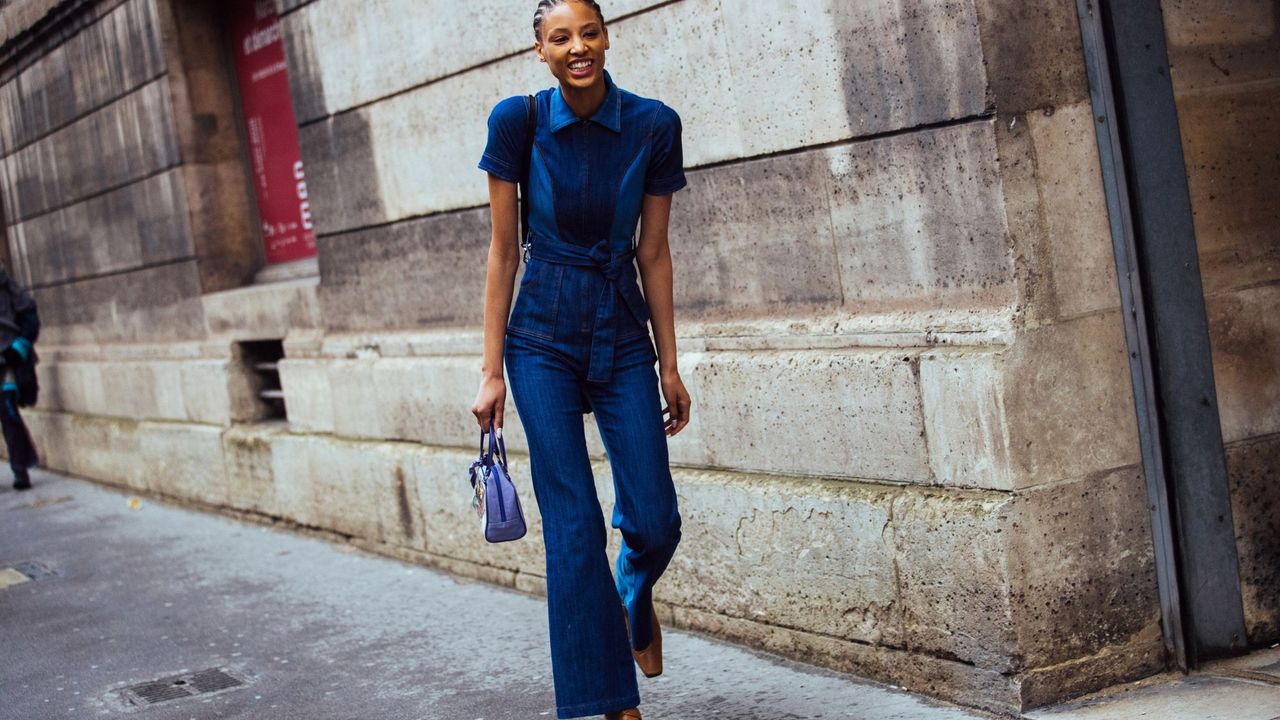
188, 668, 243, 693
238, 340, 287, 420
121, 668, 247, 707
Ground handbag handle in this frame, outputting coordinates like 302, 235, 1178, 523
480, 419, 509, 470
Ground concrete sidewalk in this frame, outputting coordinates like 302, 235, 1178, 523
5, 471, 1279, 720
0, 471, 991, 720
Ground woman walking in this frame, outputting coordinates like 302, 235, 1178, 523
471, 1, 690, 718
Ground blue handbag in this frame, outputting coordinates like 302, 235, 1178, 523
468, 420, 527, 543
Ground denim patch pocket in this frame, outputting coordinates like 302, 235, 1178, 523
507, 258, 563, 340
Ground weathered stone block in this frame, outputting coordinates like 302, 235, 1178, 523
269, 433, 419, 546
13, 168, 194, 287
973, 0, 1089, 113
1226, 433, 1280, 644
691, 349, 931, 482
665, 471, 901, 646
1206, 284, 1280, 444
1175, 84, 1280, 296
1025, 102, 1120, 319
372, 356, 484, 448
606, 1, 744, 164
222, 422, 287, 516
668, 603, 1022, 716
25, 410, 146, 489
827, 119, 1015, 316
316, 208, 489, 333
34, 259, 207, 344
1006, 468, 1162, 671
326, 359, 383, 439
919, 320, 1133, 497
295, 111, 390, 236
1000, 311, 1141, 486
407, 444, 547, 573
150, 361, 188, 421
98, 362, 158, 420
297, 0, 995, 234
278, 358, 335, 433
202, 277, 321, 338
181, 359, 233, 426
890, 488, 1016, 669
47, 362, 107, 417
137, 421, 228, 504
2, 79, 181, 222
719, 0, 987, 155
282, 0, 675, 122
920, 349, 1016, 489
667, 149, 843, 320
0, 0, 164, 152
268, 432, 314, 525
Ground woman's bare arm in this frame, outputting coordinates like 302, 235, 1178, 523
471, 175, 522, 429
635, 192, 691, 436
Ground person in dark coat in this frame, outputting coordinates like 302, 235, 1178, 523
0, 266, 39, 490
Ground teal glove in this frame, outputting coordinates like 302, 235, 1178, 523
10, 337, 31, 361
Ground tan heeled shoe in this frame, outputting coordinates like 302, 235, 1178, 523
622, 604, 663, 678
604, 709, 642, 719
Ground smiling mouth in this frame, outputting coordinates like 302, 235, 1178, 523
568, 59, 594, 71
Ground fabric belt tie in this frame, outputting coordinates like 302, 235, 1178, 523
528, 236, 649, 383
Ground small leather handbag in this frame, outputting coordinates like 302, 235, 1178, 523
468, 420, 527, 543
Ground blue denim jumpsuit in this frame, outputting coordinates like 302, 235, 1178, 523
479, 71, 686, 718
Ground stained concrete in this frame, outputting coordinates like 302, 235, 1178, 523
0, 470, 993, 720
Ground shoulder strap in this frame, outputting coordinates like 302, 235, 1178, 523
519, 95, 536, 258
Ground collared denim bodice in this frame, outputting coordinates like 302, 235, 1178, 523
479, 72, 686, 382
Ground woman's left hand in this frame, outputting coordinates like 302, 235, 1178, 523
660, 368, 691, 437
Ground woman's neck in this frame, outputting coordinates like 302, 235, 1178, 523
559, 78, 608, 120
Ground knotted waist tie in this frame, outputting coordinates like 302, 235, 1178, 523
528, 236, 650, 383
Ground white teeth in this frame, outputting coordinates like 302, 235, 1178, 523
569, 60, 592, 69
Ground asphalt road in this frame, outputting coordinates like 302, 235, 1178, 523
0, 470, 992, 720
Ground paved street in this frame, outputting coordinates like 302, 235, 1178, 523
1, 471, 991, 720
6, 470, 1280, 720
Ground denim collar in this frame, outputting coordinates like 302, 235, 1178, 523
549, 70, 621, 134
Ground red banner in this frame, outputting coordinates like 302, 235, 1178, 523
229, 0, 316, 264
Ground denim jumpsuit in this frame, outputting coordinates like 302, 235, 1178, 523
479, 71, 686, 718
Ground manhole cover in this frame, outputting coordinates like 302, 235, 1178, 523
120, 668, 249, 707
0, 560, 55, 589
11, 560, 56, 581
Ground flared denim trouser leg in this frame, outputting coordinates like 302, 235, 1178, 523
506, 329, 681, 719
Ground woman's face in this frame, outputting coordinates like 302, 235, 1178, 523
536, 1, 609, 91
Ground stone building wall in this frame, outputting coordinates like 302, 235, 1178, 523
2, 0, 1248, 713
1161, 0, 1280, 645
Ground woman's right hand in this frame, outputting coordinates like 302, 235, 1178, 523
471, 374, 507, 430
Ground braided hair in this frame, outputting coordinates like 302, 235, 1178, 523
533, 0, 606, 42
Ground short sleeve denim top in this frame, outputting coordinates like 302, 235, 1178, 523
478, 72, 686, 384
478, 71, 687, 250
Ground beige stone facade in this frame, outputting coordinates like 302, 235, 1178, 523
0, 0, 1274, 714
